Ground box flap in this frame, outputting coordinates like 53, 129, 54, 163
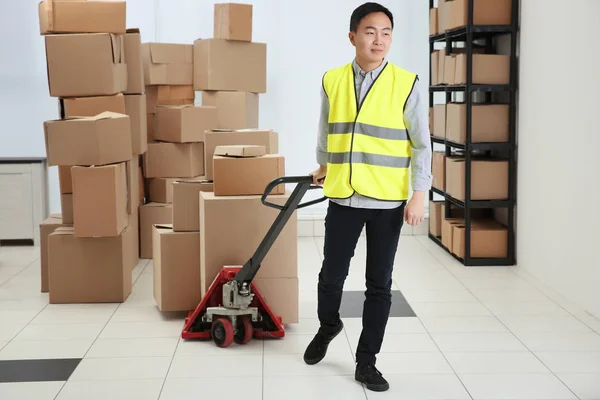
52, 227, 75, 235
154, 223, 173, 230
214, 145, 266, 158
155, 104, 194, 110
110, 33, 122, 63
149, 43, 192, 64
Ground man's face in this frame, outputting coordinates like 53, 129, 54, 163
349, 12, 393, 64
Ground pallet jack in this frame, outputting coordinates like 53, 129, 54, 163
181, 175, 326, 347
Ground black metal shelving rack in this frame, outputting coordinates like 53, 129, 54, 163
427, 0, 519, 266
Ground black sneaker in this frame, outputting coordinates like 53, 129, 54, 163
303, 321, 344, 365
355, 363, 389, 392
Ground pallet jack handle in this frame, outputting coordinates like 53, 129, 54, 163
233, 175, 327, 287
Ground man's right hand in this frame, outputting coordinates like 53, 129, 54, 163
310, 165, 327, 185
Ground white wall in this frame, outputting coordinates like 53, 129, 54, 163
517, 0, 600, 318
0, 0, 430, 216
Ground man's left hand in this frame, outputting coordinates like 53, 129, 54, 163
404, 192, 425, 226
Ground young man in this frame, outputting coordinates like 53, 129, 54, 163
304, 2, 432, 392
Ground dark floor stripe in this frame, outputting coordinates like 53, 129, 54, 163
340, 290, 416, 318
0, 358, 82, 383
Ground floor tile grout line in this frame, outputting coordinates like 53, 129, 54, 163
0, 258, 39, 289
157, 336, 181, 400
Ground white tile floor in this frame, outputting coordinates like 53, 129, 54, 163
0, 236, 599, 399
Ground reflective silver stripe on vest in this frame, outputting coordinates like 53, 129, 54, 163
328, 152, 411, 168
328, 122, 408, 140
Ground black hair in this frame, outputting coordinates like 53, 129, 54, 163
350, 2, 394, 32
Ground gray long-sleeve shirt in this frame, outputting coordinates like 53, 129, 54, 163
316, 59, 432, 209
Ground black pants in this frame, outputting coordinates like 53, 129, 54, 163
317, 200, 405, 365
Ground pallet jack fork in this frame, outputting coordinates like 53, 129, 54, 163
182, 175, 326, 347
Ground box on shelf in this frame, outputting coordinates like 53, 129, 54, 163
143, 142, 204, 178
154, 105, 218, 143
438, 0, 450, 32
446, 103, 509, 143
433, 104, 446, 138
45, 33, 126, 97
172, 179, 213, 232
213, 154, 285, 196
437, 50, 446, 84
454, 54, 510, 85
71, 163, 128, 238
58, 166, 72, 194
140, 202, 172, 259
39, 215, 69, 293
124, 28, 144, 94
60, 194, 73, 224
446, 0, 512, 31
431, 51, 441, 85
142, 43, 193, 85
199, 191, 297, 296
152, 224, 201, 312
253, 277, 299, 324
214, 3, 253, 42
193, 39, 266, 93
44, 112, 132, 167
124, 94, 148, 155
429, 201, 444, 237
59, 94, 126, 118
452, 220, 508, 259
443, 54, 456, 85
38, 0, 126, 35
432, 151, 446, 191
441, 217, 463, 250
446, 157, 509, 200
48, 226, 133, 304
146, 85, 194, 114
204, 129, 278, 180
202, 91, 259, 130
430, 8, 438, 36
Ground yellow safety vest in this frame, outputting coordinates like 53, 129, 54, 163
322, 62, 417, 201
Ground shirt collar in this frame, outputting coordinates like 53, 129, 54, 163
352, 58, 388, 79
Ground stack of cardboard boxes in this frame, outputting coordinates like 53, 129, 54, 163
147, 4, 299, 323
38, 0, 144, 303
428, 0, 512, 260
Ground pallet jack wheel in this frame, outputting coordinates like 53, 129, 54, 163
211, 318, 234, 348
234, 316, 254, 345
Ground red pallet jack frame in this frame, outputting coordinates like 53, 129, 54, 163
182, 175, 326, 347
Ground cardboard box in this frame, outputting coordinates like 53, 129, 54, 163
438, 0, 450, 32
61, 194, 73, 224
154, 105, 218, 143
142, 43, 193, 85
437, 49, 446, 84
140, 203, 173, 259
148, 178, 178, 203
452, 221, 508, 259
146, 85, 194, 114
214, 3, 253, 42
446, 103, 509, 144
432, 151, 446, 191
72, 163, 128, 238
144, 142, 204, 178
441, 217, 463, 250
39, 215, 69, 293
45, 33, 127, 97
124, 94, 148, 155
443, 54, 456, 85
38, 0, 126, 35
138, 164, 145, 204
124, 29, 144, 94
253, 277, 299, 324
214, 154, 285, 196
58, 166, 72, 194
172, 179, 213, 232
152, 224, 201, 311
214, 145, 265, 157
202, 91, 259, 130
59, 94, 126, 118
204, 129, 279, 180
147, 113, 155, 141
431, 51, 440, 85
199, 191, 297, 296
127, 210, 140, 271
433, 104, 446, 138
430, 8, 439, 35
44, 112, 132, 167
446, 157, 509, 200
447, 0, 512, 30
193, 39, 266, 93
48, 227, 133, 303
429, 201, 444, 237
454, 54, 510, 85
126, 159, 140, 215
